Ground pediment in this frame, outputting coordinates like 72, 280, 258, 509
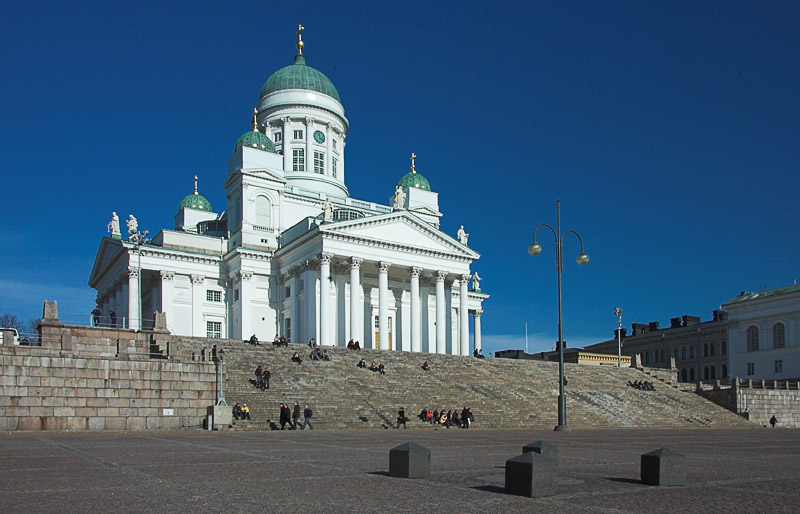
321, 211, 478, 259
88, 238, 126, 287
242, 168, 287, 185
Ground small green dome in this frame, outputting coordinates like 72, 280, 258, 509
234, 129, 276, 153
398, 171, 431, 191
180, 192, 213, 212
260, 55, 341, 103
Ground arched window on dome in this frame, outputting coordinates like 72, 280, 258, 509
255, 196, 272, 229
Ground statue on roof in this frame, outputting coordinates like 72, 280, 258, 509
323, 199, 333, 222
126, 215, 138, 238
393, 185, 406, 210
107, 212, 121, 239
457, 225, 469, 245
472, 272, 482, 292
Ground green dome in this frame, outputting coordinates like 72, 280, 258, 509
180, 192, 213, 212
234, 129, 276, 153
398, 171, 431, 191
260, 55, 341, 103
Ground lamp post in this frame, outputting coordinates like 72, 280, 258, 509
614, 307, 622, 367
528, 199, 589, 431
129, 229, 150, 330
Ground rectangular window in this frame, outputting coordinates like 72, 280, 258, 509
207, 321, 222, 339
332, 139, 337, 150
746, 362, 755, 376
299, 279, 304, 292
314, 151, 325, 174
332, 157, 338, 178
293, 148, 305, 171
206, 290, 221, 302
285, 318, 291, 342
234, 289, 239, 301
775, 360, 783, 373
285, 286, 291, 298
274, 132, 282, 143
293, 130, 303, 140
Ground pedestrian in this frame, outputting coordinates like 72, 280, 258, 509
397, 407, 407, 429
302, 404, 314, 430
770, 415, 778, 428
255, 365, 263, 389
279, 402, 290, 430
263, 367, 271, 390
292, 401, 301, 429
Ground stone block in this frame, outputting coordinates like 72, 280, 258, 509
210, 405, 232, 429
505, 452, 558, 498
44, 417, 66, 431
0, 416, 19, 431
106, 417, 127, 431
88, 417, 106, 431
67, 417, 88, 431
641, 448, 687, 486
18, 417, 44, 431
389, 442, 431, 479
54, 407, 75, 417
126, 417, 147, 431
523, 441, 559, 464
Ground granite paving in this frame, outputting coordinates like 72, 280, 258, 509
1, 427, 798, 513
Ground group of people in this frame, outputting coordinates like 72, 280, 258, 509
232, 402, 251, 420
356, 359, 385, 374
473, 348, 485, 358
627, 379, 656, 391
273, 335, 289, 347
89, 308, 117, 327
346, 339, 362, 350
278, 401, 313, 430
416, 407, 474, 428
254, 365, 271, 390
310, 348, 331, 361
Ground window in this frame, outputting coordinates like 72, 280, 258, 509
285, 318, 291, 342
746, 362, 755, 376
255, 196, 271, 227
285, 286, 291, 298
722, 365, 728, 378
689, 345, 695, 358
704, 367, 709, 380
293, 148, 305, 171
710, 366, 716, 379
332, 157, 338, 178
332, 138, 337, 150
746, 326, 759, 352
314, 151, 324, 174
274, 132, 282, 143
681, 369, 688, 382
710, 342, 716, 356
207, 321, 222, 339
689, 368, 695, 381
721, 341, 727, 355
703, 343, 709, 357
661, 349, 666, 363
773, 323, 785, 349
674, 347, 679, 360
681, 346, 687, 360
293, 129, 303, 140
206, 290, 221, 302
644, 351, 650, 365
299, 279, 304, 292
234, 289, 239, 301
775, 360, 783, 373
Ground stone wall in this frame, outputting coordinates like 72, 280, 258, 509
693, 379, 800, 428
0, 302, 219, 432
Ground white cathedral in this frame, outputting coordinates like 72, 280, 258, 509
89, 28, 488, 355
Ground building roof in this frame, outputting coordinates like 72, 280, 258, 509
179, 176, 213, 212
260, 55, 341, 103
234, 129, 276, 154
722, 284, 800, 306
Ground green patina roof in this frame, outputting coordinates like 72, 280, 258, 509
260, 55, 341, 103
234, 129, 276, 154
180, 192, 213, 212
722, 284, 800, 306
398, 171, 431, 191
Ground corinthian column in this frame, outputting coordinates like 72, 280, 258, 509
473, 309, 483, 354
128, 267, 140, 330
319, 252, 333, 346
410, 267, 422, 352
349, 257, 363, 344
460, 274, 470, 356
378, 261, 391, 350
435, 270, 447, 354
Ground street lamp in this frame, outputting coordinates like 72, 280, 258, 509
614, 307, 622, 367
528, 199, 589, 431
129, 229, 150, 330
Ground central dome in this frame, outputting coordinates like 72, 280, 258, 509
260, 55, 341, 103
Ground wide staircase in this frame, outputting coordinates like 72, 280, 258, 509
218, 341, 752, 431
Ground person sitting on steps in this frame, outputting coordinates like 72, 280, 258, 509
291, 351, 303, 364
357, 358, 367, 369
397, 407, 407, 429
248, 334, 259, 345
421, 361, 430, 371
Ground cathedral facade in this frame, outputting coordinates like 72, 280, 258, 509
89, 29, 488, 355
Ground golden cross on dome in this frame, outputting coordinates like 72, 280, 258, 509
410, 152, 417, 173
193, 175, 198, 195
296, 24, 305, 54
252, 107, 258, 131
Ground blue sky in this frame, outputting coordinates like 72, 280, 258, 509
1, 1, 798, 355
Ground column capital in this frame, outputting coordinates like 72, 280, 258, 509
436, 270, 448, 281
282, 116, 291, 125
305, 116, 315, 127
160, 270, 174, 281
379, 261, 392, 273
319, 252, 334, 264
350, 256, 363, 269
127, 267, 140, 279
410, 266, 423, 277
474, 309, 483, 318
236, 271, 252, 281
460, 273, 471, 284
191, 273, 205, 284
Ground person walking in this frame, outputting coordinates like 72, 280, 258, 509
397, 407, 407, 429
263, 367, 271, 390
292, 401, 301, 430
302, 404, 314, 430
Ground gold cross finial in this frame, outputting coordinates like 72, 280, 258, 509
296, 24, 305, 54
252, 107, 258, 131
410, 152, 417, 173
194, 175, 198, 195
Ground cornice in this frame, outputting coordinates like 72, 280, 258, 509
139, 247, 221, 266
